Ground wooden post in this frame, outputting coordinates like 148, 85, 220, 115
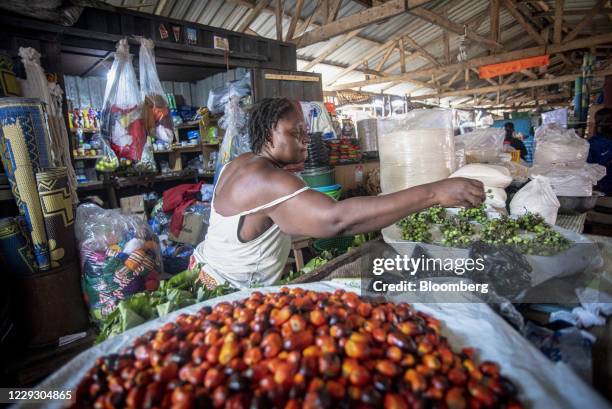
554, 0, 563, 44
275, 0, 283, 41
399, 38, 406, 73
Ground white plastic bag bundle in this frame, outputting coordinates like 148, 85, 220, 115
530, 163, 607, 197
378, 109, 454, 193
533, 123, 589, 165
449, 164, 512, 188
456, 128, 505, 163
510, 176, 560, 224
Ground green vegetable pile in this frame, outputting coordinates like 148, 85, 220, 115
397, 205, 571, 256
96, 269, 236, 343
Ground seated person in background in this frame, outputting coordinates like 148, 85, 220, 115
588, 107, 612, 196
504, 122, 528, 160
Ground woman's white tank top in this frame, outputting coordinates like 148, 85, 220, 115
192, 164, 308, 288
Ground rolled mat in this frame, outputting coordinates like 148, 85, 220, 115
0, 217, 36, 274
36, 167, 76, 268
0, 98, 51, 271
0, 98, 50, 271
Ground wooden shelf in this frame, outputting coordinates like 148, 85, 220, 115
172, 145, 202, 153
77, 181, 104, 191
175, 121, 200, 129
73, 155, 102, 160
70, 128, 99, 133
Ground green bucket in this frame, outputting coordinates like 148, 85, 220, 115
313, 236, 355, 253
300, 167, 335, 187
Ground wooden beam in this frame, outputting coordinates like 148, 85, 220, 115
444, 70, 462, 88
471, 68, 497, 86
301, 29, 361, 71
326, 32, 612, 90
535, 8, 612, 17
490, 0, 500, 45
501, 0, 545, 45
553, 0, 563, 44
285, 0, 304, 41
520, 69, 538, 79
294, 0, 434, 48
237, 0, 270, 32
275, 0, 283, 41
410, 68, 612, 99
442, 22, 450, 64
375, 41, 397, 71
403, 34, 440, 67
327, 0, 343, 23
399, 38, 406, 73
409, 7, 503, 50
564, 0, 607, 43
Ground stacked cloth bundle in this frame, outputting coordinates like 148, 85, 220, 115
76, 204, 162, 325
0, 98, 77, 273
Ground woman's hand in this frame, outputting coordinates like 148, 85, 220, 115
431, 177, 485, 208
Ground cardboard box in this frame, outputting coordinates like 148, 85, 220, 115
169, 212, 207, 245
120, 195, 146, 221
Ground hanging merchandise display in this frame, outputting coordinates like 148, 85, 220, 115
76, 204, 162, 326
100, 39, 147, 163
212, 73, 252, 182
93, 133, 119, 173
378, 109, 455, 194
18, 47, 78, 204
36, 167, 75, 268
0, 98, 51, 271
138, 38, 175, 148
0, 217, 36, 274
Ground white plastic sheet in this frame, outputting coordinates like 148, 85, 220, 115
529, 163, 607, 197
24, 281, 609, 409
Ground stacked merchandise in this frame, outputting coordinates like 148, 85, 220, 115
326, 138, 361, 165
530, 123, 606, 197
0, 99, 78, 273
304, 132, 328, 169
378, 109, 455, 194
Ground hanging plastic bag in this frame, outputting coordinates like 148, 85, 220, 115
510, 175, 560, 224
93, 133, 119, 173
533, 123, 589, 165
139, 38, 175, 148
214, 72, 252, 181
100, 39, 147, 162
76, 203, 162, 326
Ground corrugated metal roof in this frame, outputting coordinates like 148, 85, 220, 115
102, 0, 611, 103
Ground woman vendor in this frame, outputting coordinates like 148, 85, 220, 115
191, 98, 485, 288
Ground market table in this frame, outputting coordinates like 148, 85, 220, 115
25, 281, 610, 409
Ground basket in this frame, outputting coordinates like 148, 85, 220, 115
313, 235, 355, 253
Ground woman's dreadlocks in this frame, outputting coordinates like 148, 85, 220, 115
248, 98, 297, 153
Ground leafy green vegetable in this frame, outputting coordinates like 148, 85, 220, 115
95, 270, 236, 344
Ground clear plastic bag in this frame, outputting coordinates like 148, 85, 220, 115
139, 38, 174, 148
509, 175, 560, 224
214, 73, 252, 180
207, 73, 252, 115
533, 123, 589, 165
529, 163, 606, 196
93, 133, 119, 173
100, 39, 147, 162
456, 128, 505, 163
377, 109, 455, 193
76, 203, 162, 326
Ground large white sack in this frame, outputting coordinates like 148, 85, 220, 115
485, 186, 507, 209
510, 175, 560, 224
450, 163, 512, 188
